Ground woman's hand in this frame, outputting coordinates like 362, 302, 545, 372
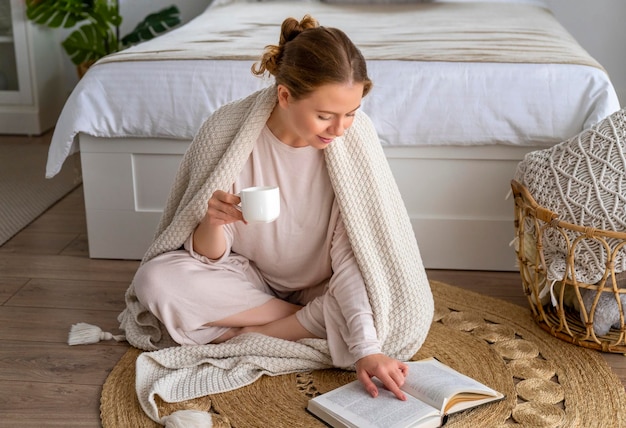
355, 353, 409, 400
193, 190, 243, 260
205, 190, 245, 225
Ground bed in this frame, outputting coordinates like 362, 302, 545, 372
45, 0, 620, 270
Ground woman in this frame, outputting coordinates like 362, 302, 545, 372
130, 15, 433, 403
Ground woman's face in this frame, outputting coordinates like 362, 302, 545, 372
274, 82, 364, 149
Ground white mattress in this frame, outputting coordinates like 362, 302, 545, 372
46, 0, 620, 178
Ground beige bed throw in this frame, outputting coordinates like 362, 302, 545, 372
117, 86, 434, 424
99, 1, 602, 71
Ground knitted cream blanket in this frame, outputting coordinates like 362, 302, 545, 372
117, 86, 434, 424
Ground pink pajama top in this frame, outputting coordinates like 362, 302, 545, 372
211, 126, 381, 361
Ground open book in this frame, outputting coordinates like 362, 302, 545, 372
307, 357, 504, 428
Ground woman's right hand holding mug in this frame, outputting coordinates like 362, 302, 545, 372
205, 190, 246, 226
192, 190, 244, 260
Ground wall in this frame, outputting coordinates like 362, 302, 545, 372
547, 0, 626, 105
117, 0, 211, 36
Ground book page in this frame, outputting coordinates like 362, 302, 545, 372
308, 379, 440, 428
401, 358, 502, 414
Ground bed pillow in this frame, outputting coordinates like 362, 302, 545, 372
210, 0, 317, 8
321, 0, 547, 4
514, 107, 626, 284
322, 1, 425, 3
433, 0, 548, 5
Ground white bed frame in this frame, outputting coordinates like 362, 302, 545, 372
62, 1, 618, 271
80, 133, 539, 271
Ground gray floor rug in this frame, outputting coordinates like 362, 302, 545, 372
0, 135, 82, 245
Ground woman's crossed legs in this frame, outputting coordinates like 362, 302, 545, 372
134, 250, 325, 345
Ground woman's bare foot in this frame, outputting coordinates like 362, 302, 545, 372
211, 327, 242, 343
240, 313, 319, 341
206, 298, 319, 343
207, 298, 302, 327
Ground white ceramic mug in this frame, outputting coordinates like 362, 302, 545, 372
239, 186, 280, 223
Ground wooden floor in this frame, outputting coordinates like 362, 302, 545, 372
0, 134, 625, 427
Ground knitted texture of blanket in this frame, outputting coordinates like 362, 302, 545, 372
116, 87, 434, 423
514, 107, 626, 284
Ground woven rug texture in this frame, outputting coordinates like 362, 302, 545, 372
101, 280, 626, 428
0, 138, 81, 245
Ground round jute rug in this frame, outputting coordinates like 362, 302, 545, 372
100, 281, 626, 427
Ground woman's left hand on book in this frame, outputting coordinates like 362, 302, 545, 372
355, 353, 409, 401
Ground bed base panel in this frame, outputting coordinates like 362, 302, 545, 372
79, 134, 537, 270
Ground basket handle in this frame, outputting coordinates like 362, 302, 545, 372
511, 180, 559, 223
511, 180, 626, 239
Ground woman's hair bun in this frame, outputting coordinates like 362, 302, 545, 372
279, 15, 319, 46
252, 15, 319, 77
252, 14, 371, 99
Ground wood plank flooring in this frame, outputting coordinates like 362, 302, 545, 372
0, 133, 624, 427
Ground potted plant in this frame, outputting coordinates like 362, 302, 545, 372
25, 0, 181, 77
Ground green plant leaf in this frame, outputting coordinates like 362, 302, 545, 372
26, 0, 180, 68
121, 5, 180, 47
91, 0, 122, 28
62, 23, 114, 65
25, 0, 90, 29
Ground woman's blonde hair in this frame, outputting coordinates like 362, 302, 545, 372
252, 15, 372, 99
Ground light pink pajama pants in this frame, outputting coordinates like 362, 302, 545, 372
134, 250, 328, 345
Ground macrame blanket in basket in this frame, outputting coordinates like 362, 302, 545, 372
514, 107, 626, 284
116, 86, 435, 424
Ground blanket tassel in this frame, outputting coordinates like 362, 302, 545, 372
68, 323, 125, 346
162, 410, 213, 427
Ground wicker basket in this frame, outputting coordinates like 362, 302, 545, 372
511, 179, 626, 353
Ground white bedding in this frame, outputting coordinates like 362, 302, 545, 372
46, 0, 620, 178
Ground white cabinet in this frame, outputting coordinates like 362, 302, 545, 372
0, 0, 66, 135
